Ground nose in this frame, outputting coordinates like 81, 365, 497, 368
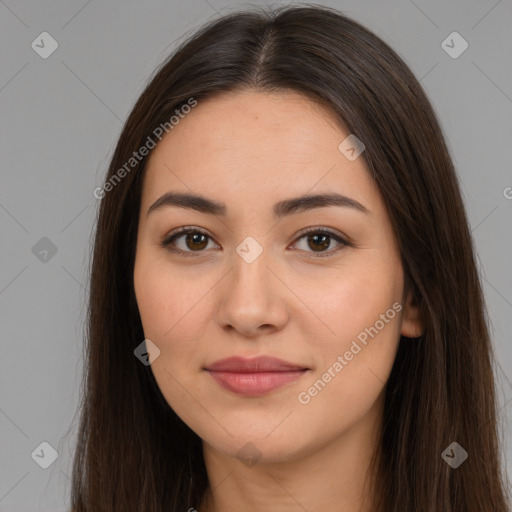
215, 246, 289, 338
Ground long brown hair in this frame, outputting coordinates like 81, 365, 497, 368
69, 4, 510, 511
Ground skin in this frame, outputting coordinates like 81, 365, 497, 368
133, 89, 424, 512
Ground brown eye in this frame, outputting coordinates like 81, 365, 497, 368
161, 228, 218, 256
183, 231, 208, 251
292, 228, 349, 258
161, 226, 349, 259
306, 233, 331, 252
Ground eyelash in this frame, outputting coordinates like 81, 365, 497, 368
160, 225, 350, 259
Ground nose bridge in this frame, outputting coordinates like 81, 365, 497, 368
230, 234, 273, 299
215, 233, 288, 335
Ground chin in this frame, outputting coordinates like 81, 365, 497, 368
200, 421, 320, 466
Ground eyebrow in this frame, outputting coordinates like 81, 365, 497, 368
146, 191, 370, 218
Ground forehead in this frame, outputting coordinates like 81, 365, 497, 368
141, 89, 381, 215
150, 89, 346, 159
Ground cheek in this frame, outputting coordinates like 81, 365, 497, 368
294, 311, 401, 443
134, 255, 210, 342
134, 260, 207, 423
133, 256, 214, 412
303, 257, 403, 351
295, 259, 403, 411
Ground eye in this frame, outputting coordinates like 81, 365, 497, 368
290, 226, 349, 258
161, 226, 350, 258
161, 226, 219, 257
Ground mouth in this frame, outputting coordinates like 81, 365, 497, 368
204, 356, 310, 397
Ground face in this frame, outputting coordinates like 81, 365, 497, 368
133, 89, 423, 464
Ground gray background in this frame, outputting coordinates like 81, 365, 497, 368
1, 0, 511, 510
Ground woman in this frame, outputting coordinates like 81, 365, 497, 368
69, 4, 511, 511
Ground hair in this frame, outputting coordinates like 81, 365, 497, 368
68, 3, 510, 511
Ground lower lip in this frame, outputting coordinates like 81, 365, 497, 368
207, 370, 308, 397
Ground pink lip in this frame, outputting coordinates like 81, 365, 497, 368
205, 356, 309, 397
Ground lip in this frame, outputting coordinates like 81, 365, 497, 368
205, 356, 309, 397
205, 356, 308, 372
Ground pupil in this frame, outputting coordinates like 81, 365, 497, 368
187, 232, 207, 250
309, 233, 329, 252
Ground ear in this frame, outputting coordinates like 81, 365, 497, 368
400, 289, 424, 339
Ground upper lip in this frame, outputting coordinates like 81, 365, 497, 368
205, 356, 308, 373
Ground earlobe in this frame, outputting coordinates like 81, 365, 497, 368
400, 290, 425, 339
